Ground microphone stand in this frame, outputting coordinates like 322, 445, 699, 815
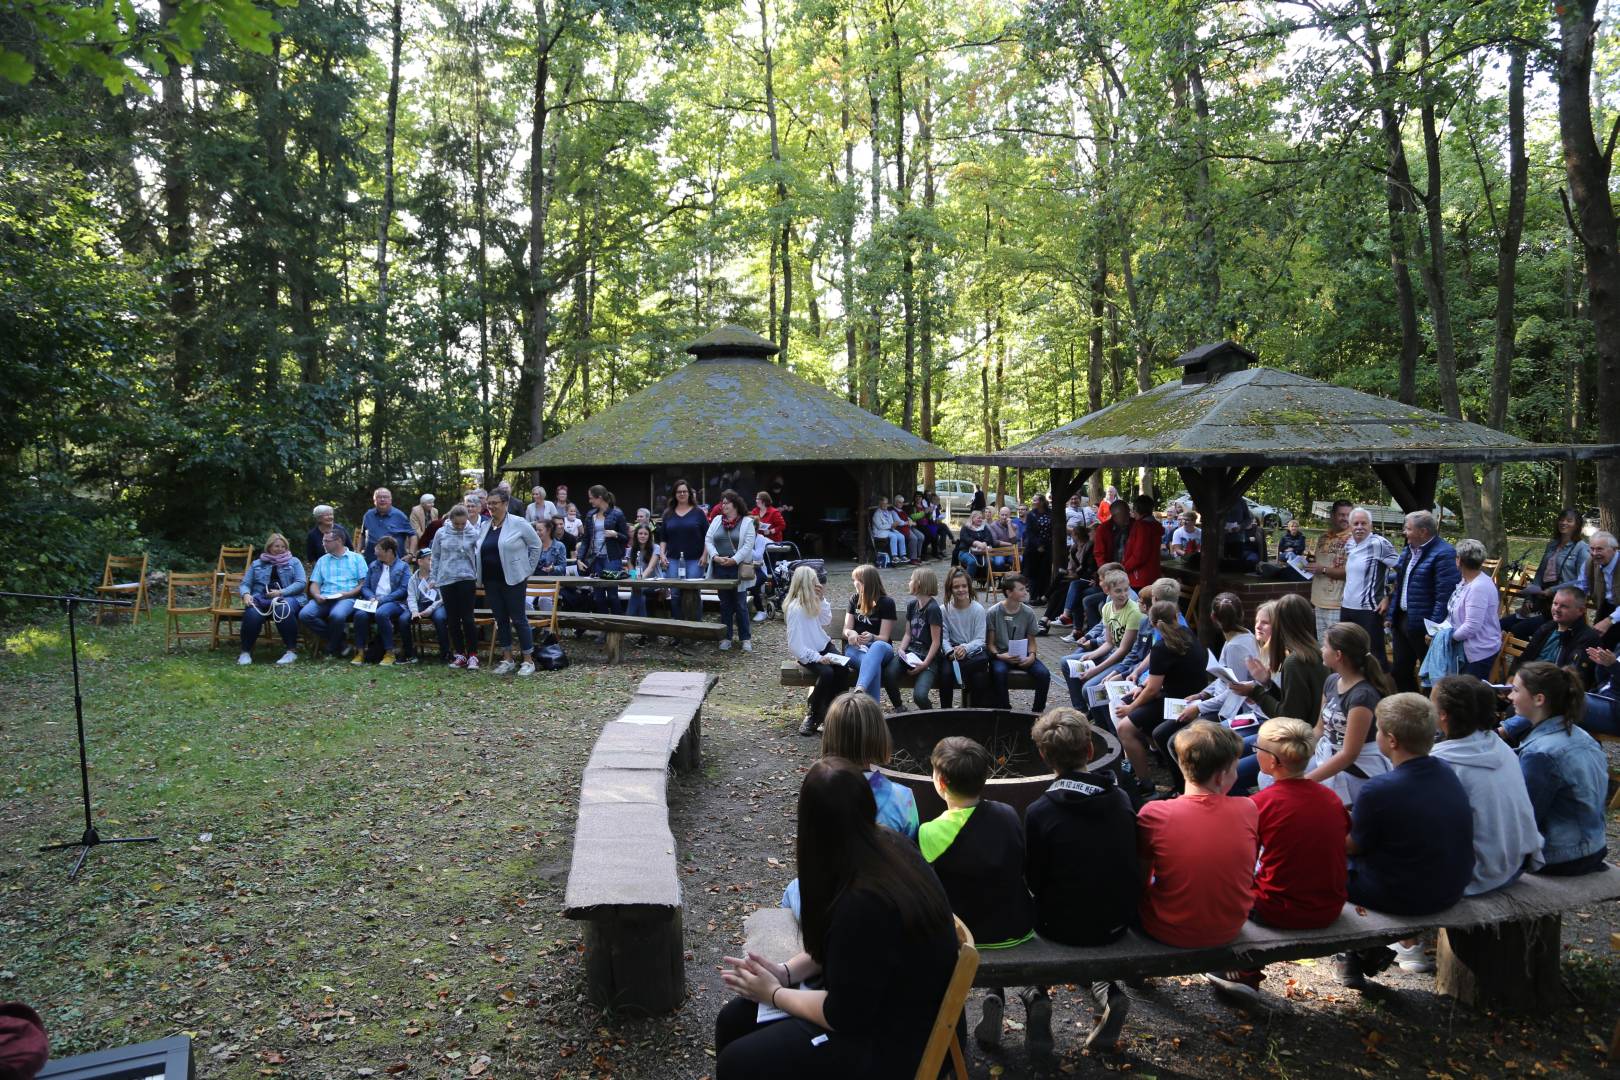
1, 590, 160, 878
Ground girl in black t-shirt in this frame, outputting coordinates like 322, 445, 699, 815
842, 563, 901, 708
1116, 601, 1210, 792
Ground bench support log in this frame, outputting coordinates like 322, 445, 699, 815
1435, 915, 1569, 1012
582, 905, 686, 1015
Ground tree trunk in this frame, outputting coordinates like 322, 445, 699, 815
159, 0, 196, 400
1089, 248, 1107, 503
473, 22, 493, 481
863, 72, 883, 413
839, 18, 858, 403
1557, 0, 1620, 532
1413, 38, 1482, 533
1480, 47, 1526, 557
887, 7, 915, 432
527, 0, 559, 448
760, 0, 790, 363
918, 71, 935, 486
369, 0, 404, 483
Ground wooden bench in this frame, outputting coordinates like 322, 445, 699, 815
779, 659, 1042, 697
745, 866, 1620, 1012
554, 611, 726, 663
563, 671, 717, 1014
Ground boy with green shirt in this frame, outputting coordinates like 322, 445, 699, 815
921, 737, 1045, 1058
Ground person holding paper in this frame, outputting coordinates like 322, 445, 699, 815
784, 565, 846, 737
940, 567, 992, 706
885, 567, 947, 709
351, 536, 410, 665
1114, 601, 1212, 794
1232, 595, 1329, 792
1065, 569, 1144, 718
715, 759, 958, 1078
1171, 592, 1259, 727
987, 574, 1051, 711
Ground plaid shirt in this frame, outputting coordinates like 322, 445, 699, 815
312, 550, 366, 596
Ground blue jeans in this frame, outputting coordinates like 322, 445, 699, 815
884, 651, 942, 709
299, 598, 356, 655
1233, 731, 1264, 794
1586, 695, 1619, 736
847, 640, 894, 703
1068, 661, 1127, 714
353, 600, 407, 652
958, 551, 983, 580
991, 657, 1051, 711
666, 558, 704, 620
403, 607, 450, 657
881, 533, 906, 560
241, 602, 299, 651
589, 555, 624, 615
714, 570, 750, 642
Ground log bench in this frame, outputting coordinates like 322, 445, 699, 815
744, 865, 1620, 1012
778, 659, 1041, 696
563, 671, 717, 1014
554, 611, 726, 663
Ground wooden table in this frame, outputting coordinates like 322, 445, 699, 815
531, 574, 738, 621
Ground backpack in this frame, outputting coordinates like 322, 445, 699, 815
534, 630, 569, 671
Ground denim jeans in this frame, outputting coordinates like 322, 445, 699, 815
488, 578, 534, 652
299, 597, 356, 655
589, 555, 624, 615
241, 603, 299, 651
1341, 607, 1385, 665
714, 569, 750, 642
354, 600, 407, 652
665, 558, 705, 619
882, 533, 906, 561
846, 640, 895, 704
991, 657, 1051, 711
1233, 731, 1264, 794
940, 652, 991, 707
884, 651, 942, 709
959, 551, 982, 580
1586, 695, 1619, 736
402, 607, 450, 657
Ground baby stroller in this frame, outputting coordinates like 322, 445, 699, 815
763, 542, 822, 616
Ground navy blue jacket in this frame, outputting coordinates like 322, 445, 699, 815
579, 507, 629, 565
360, 559, 409, 607
1392, 536, 1460, 625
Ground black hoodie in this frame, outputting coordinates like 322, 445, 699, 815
1023, 769, 1140, 946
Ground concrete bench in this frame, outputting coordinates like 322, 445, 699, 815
563, 671, 717, 1014
778, 660, 1041, 696
745, 865, 1620, 1011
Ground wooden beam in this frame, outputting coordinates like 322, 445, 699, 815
1048, 467, 1093, 603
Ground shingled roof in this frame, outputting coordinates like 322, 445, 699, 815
959, 343, 1617, 469
506, 325, 953, 470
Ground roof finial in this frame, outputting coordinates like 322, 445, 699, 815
685, 324, 780, 360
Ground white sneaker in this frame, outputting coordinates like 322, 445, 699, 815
741, 640, 753, 652
752, 610, 768, 623
237, 652, 252, 666
1061, 632, 1079, 644
518, 661, 536, 677
494, 660, 516, 675
276, 650, 298, 665
1390, 941, 1434, 973
718, 639, 732, 651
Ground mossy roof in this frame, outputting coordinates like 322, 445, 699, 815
507, 330, 952, 469
959, 366, 1619, 469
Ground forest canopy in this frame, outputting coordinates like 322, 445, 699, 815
3, 0, 1618, 595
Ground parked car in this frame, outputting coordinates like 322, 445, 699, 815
932, 479, 1017, 518
1171, 492, 1295, 529
1309, 500, 1457, 527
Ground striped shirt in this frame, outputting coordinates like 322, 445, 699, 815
1342, 533, 1400, 612
311, 550, 366, 596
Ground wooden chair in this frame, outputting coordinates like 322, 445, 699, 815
1488, 634, 1529, 685
94, 554, 150, 625
210, 573, 246, 651
913, 916, 979, 1080
985, 545, 1020, 594
165, 572, 219, 651
1595, 733, 1620, 813
485, 580, 564, 663
1482, 556, 1503, 582
215, 544, 254, 580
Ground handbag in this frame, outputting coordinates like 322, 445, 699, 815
534, 630, 570, 670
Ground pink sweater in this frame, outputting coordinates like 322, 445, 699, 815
1447, 573, 1503, 663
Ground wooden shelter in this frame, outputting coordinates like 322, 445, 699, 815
504, 325, 953, 560
960, 341, 1620, 634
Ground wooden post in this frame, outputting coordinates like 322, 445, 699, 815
855, 463, 871, 563
1435, 915, 1569, 1011
582, 906, 685, 1015
1048, 466, 1093, 606
1373, 461, 1442, 513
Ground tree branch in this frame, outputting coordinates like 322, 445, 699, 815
1560, 187, 1602, 254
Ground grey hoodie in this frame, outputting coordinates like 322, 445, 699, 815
1431, 730, 1544, 894
431, 522, 480, 586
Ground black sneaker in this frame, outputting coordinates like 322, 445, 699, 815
797, 715, 819, 737
1021, 987, 1053, 1061
1084, 982, 1130, 1051
1333, 952, 1369, 990
397, 654, 419, 665
973, 991, 1003, 1048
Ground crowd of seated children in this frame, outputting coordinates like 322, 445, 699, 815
920, 738, 1042, 1058
1062, 569, 1142, 721
1337, 693, 1475, 987
1024, 708, 1136, 1051
1232, 594, 1327, 793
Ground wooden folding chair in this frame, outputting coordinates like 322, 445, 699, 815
985, 546, 1020, 594
913, 916, 979, 1080
215, 544, 254, 579
1488, 634, 1529, 685
1481, 557, 1502, 583
94, 553, 150, 625
165, 571, 218, 651
210, 573, 246, 650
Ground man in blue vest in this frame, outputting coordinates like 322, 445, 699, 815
1384, 510, 1459, 693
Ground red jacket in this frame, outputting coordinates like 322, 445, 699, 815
751, 507, 787, 543
1122, 518, 1162, 590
